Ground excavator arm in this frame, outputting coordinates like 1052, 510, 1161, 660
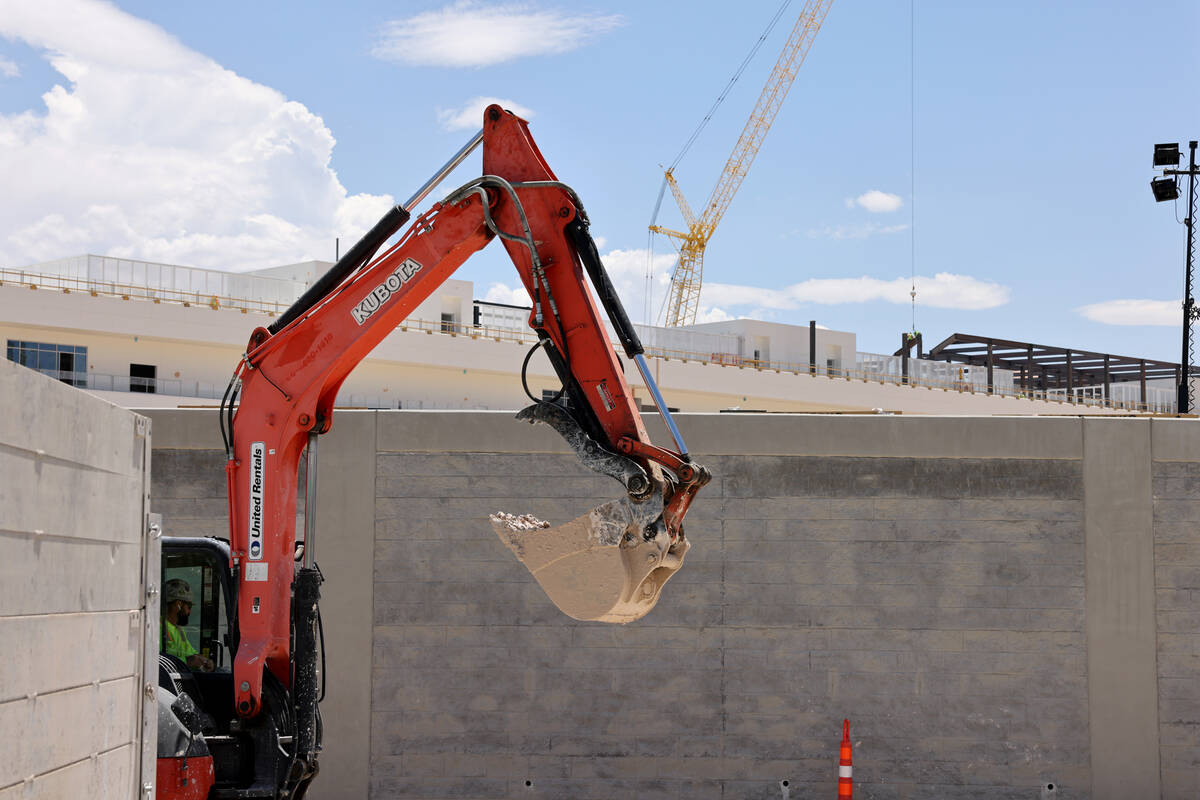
219, 107, 710, 792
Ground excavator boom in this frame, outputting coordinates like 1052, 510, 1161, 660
215, 105, 710, 796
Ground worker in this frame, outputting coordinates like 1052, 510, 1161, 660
162, 578, 214, 672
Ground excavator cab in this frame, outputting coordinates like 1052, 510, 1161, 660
157, 537, 316, 799
161, 544, 234, 670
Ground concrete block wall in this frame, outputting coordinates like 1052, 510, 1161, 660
0, 359, 154, 799
144, 410, 1200, 799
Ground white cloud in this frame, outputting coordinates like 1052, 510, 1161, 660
595, 246, 1007, 322
597, 246, 676, 323
809, 222, 910, 239
0, 0, 392, 269
703, 272, 1009, 311
699, 282, 797, 310
853, 190, 904, 213
483, 281, 531, 306
597, 246, 676, 284
437, 96, 533, 131
372, 2, 624, 68
905, 273, 1010, 309
490, 249, 1009, 331
0, 56, 18, 78
1076, 298, 1180, 326
693, 306, 734, 324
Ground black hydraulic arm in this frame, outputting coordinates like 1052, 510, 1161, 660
565, 218, 645, 359
268, 205, 411, 335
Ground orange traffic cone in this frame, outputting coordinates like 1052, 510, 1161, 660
838, 719, 853, 798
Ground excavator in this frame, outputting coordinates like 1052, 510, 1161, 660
154, 106, 711, 799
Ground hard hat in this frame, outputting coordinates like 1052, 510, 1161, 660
164, 578, 194, 605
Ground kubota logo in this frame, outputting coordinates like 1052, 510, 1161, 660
351, 259, 422, 325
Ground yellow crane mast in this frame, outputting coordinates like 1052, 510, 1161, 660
651, 0, 834, 327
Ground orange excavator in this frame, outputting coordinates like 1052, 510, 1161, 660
154, 106, 710, 799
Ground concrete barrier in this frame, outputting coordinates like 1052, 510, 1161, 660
1, 359, 156, 799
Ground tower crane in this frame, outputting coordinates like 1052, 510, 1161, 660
650, 0, 834, 327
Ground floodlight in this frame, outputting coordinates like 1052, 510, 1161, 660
1152, 176, 1179, 202
1154, 143, 1181, 167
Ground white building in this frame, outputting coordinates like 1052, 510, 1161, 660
1, 254, 1155, 415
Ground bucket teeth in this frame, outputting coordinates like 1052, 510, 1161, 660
491, 491, 688, 624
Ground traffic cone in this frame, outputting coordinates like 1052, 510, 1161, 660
838, 718, 853, 799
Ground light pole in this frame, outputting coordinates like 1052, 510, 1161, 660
1152, 140, 1199, 413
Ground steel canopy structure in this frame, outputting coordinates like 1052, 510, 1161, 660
910, 332, 1195, 403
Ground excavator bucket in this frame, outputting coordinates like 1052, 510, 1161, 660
491, 492, 689, 624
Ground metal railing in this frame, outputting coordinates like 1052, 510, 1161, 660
0, 268, 295, 315
3, 267, 1177, 413
30, 368, 227, 400
13, 254, 307, 305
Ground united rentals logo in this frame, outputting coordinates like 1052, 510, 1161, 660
351, 258, 423, 325
248, 442, 265, 560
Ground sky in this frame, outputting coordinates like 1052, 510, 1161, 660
1, 0, 1198, 359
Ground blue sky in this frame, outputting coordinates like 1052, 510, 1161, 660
1, 0, 1198, 358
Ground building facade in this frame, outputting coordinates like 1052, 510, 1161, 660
1, 254, 1155, 415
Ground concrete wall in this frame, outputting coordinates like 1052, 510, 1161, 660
0, 359, 155, 799
144, 410, 1200, 799
1151, 424, 1200, 799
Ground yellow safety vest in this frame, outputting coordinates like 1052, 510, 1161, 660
162, 619, 197, 661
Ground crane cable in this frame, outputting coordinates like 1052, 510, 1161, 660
645, 177, 668, 325
666, 0, 794, 174
648, 0, 795, 325
910, 0, 918, 334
